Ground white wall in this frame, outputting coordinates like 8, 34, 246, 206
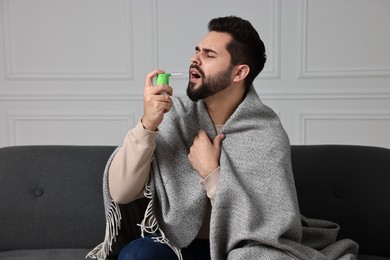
0, 0, 389, 148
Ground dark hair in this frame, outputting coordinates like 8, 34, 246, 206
208, 16, 266, 89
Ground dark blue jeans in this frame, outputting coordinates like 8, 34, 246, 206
118, 234, 211, 260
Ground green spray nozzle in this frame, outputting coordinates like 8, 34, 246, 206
156, 73, 171, 85
156, 73, 183, 85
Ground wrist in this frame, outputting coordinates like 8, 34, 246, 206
141, 118, 157, 132
200, 164, 219, 179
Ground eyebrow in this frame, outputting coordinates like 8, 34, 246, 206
195, 46, 218, 55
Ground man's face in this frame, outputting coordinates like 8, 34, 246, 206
187, 31, 234, 101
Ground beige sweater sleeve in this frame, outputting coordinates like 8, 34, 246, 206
108, 121, 157, 204
108, 120, 220, 205
201, 167, 220, 206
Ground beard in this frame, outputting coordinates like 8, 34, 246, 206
187, 64, 234, 102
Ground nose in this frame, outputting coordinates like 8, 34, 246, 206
190, 53, 201, 65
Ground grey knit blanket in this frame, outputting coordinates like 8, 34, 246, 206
88, 85, 358, 260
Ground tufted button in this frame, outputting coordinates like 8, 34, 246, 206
333, 189, 343, 199
34, 189, 44, 197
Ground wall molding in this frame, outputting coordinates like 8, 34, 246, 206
2, 0, 134, 80
256, 88, 390, 100
0, 94, 145, 101
260, 0, 281, 79
7, 111, 134, 145
297, 0, 390, 79
297, 110, 390, 145
1, 89, 390, 101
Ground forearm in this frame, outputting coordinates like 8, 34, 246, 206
108, 121, 157, 204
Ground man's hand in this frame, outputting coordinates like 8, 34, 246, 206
188, 130, 225, 178
141, 69, 173, 131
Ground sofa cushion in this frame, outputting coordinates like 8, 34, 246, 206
0, 146, 117, 251
291, 145, 390, 257
0, 248, 91, 260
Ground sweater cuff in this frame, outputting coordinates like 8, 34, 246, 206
201, 166, 220, 201
128, 121, 158, 148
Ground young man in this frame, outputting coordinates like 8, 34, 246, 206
89, 16, 358, 260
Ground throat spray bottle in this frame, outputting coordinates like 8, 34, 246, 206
156, 73, 183, 85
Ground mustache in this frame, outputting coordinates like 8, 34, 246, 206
189, 64, 205, 78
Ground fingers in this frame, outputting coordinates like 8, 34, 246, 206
145, 69, 173, 96
195, 130, 225, 147
153, 85, 174, 96
142, 69, 173, 131
213, 133, 225, 149
189, 130, 224, 178
162, 96, 173, 113
145, 69, 165, 89
195, 130, 207, 140
144, 93, 173, 116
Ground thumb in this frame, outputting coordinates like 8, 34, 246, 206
213, 133, 225, 149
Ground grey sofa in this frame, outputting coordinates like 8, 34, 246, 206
0, 145, 389, 260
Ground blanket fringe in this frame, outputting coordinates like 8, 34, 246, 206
86, 181, 182, 260
137, 183, 183, 260
86, 201, 122, 259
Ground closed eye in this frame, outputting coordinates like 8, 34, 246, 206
195, 46, 218, 58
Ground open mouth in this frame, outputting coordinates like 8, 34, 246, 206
189, 68, 202, 80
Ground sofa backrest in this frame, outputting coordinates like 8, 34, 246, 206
1, 145, 389, 257
291, 145, 390, 257
0, 145, 117, 251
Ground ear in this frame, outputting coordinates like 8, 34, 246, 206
232, 65, 250, 83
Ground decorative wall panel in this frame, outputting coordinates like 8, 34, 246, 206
298, 111, 390, 147
298, 0, 390, 78
2, 0, 133, 80
7, 111, 134, 145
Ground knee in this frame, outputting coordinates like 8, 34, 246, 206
118, 237, 177, 260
